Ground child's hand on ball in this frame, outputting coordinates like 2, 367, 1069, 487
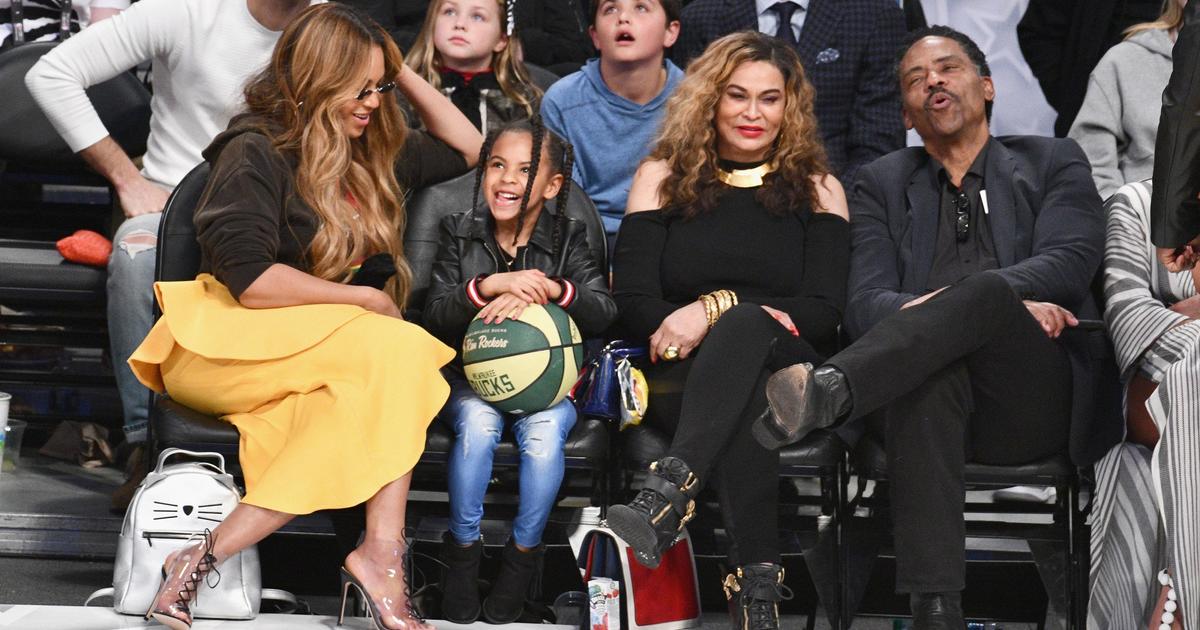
479, 270, 550, 304
480, 292, 531, 324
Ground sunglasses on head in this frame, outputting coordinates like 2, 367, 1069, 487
356, 81, 396, 101
953, 190, 970, 243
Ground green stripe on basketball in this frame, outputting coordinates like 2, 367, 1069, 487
462, 304, 584, 414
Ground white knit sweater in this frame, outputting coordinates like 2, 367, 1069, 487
25, 0, 303, 189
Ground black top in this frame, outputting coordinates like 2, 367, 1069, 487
194, 114, 468, 299
612, 181, 850, 356
927, 139, 999, 290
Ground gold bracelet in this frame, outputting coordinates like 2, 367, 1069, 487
716, 289, 738, 310
701, 294, 718, 328
716, 290, 733, 315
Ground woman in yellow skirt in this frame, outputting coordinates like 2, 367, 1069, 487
126, 5, 483, 629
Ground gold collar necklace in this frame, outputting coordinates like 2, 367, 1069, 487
716, 161, 777, 188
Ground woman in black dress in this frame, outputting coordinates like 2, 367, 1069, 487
605, 31, 849, 630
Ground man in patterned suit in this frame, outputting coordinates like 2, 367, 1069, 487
674, 0, 907, 183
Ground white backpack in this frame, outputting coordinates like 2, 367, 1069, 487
87, 448, 263, 618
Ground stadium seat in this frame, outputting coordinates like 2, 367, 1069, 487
0, 42, 151, 305
0, 41, 152, 433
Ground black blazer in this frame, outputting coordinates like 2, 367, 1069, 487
1150, 0, 1200, 248
846, 136, 1122, 466
674, 0, 906, 184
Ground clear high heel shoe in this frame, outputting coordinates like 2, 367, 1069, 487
145, 530, 220, 630
337, 535, 431, 630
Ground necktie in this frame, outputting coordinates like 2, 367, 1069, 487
769, 1, 800, 49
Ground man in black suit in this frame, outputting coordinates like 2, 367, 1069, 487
753, 26, 1121, 627
673, 0, 905, 183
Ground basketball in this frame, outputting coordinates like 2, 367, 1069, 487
461, 303, 584, 414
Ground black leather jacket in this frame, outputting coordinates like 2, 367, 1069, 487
423, 207, 617, 358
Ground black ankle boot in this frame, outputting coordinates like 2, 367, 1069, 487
439, 532, 482, 623
910, 592, 964, 629
753, 363, 852, 449
482, 540, 544, 624
723, 563, 793, 630
606, 456, 701, 569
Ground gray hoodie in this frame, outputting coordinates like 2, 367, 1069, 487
1068, 28, 1173, 200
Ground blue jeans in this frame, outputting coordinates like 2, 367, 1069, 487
444, 379, 576, 548
107, 213, 161, 443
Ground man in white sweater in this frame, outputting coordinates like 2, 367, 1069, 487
26, 0, 312, 503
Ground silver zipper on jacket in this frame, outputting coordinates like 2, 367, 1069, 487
482, 241, 503, 271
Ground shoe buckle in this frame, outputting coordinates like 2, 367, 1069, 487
681, 472, 699, 493
650, 503, 672, 526
677, 500, 697, 530
723, 572, 741, 600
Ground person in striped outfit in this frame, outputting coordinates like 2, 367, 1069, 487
1093, 177, 1200, 627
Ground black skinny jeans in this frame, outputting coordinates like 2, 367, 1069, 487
827, 271, 1072, 593
643, 303, 823, 565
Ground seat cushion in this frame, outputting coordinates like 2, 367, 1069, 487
154, 397, 609, 471
621, 424, 844, 471
0, 240, 106, 303
853, 434, 1074, 484
153, 397, 241, 457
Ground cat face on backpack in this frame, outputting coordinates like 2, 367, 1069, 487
149, 499, 226, 524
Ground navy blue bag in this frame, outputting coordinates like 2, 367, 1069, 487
573, 341, 648, 421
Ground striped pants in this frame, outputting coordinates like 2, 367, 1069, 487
1089, 321, 1200, 628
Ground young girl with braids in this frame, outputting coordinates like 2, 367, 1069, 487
423, 116, 616, 623
406, 0, 547, 134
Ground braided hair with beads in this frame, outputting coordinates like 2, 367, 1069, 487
469, 116, 575, 273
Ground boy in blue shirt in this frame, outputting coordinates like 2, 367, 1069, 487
541, 0, 683, 240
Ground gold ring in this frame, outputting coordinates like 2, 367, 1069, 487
663, 346, 680, 361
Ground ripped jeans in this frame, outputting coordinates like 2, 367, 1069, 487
108, 213, 162, 443
443, 378, 576, 548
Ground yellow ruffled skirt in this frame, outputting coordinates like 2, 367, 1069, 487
129, 274, 454, 515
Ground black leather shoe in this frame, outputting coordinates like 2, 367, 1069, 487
753, 364, 852, 449
723, 563, 793, 630
910, 592, 965, 629
606, 456, 701, 569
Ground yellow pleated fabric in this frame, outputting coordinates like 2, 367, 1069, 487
129, 274, 455, 515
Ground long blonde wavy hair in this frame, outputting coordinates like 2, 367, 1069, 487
243, 4, 413, 309
1126, 0, 1187, 38
649, 31, 828, 218
406, 0, 540, 117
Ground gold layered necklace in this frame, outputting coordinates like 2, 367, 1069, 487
716, 162, 777, 188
